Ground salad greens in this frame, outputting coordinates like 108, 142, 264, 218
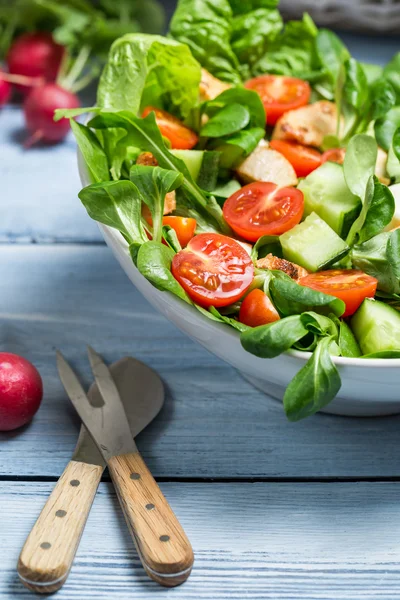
63, 0, 400, 422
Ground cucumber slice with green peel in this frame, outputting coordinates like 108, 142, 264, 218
351, 298, 400, 355
197, 151, 220, 191
298, 162, 361, 239
280, 212, 350, 272
171, 150, 204, 181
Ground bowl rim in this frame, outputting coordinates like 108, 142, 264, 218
77, 148, 400, 370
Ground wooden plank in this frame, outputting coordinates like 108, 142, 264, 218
2, 481, 400, 600
1, 244, 400, 479
0, 35, 397, 245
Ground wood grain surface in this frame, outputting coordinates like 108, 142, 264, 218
1, 244, 400, 480
3, 481, 400, 600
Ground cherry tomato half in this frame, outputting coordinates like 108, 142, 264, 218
142, 106, 198, 150
142, 207, 197, 248
299, 269, 378, 317
223, 182, 304, 242
239, 289, 280, 327
269, 140, 322, 177
321, 147, 346, 165
245, 75, 311, 125
172, 233, 254, 307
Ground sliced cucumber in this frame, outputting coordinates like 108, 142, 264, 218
298, 162, 361, 238
171, 150, 220, 192
171, 150, 204, 181
197, 151, 220, 191
280, 212, 350, 272
351, 298, 400, 355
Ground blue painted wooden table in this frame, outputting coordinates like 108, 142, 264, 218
1, 33, 400, 600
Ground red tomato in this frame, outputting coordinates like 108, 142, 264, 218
245, 75, 311, 125
239, 289, 280, 327
142, 106, 198, 150
163, 216, 197, 247
142, 207, 196, 248
269, 140, 322, 177
299, 270, 378, 317
223, 182, 304, 242
172, 233, 254, 307
321, 147, 346, 165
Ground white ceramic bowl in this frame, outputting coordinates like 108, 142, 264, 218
79, 155, 400, 417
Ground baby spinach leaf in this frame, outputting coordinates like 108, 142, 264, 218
78, 180, 147, 246
270, 276, 345, 317
338, 320, 361, 357
284, 336, 342, 421
169, 0, 242, 85
213, 127, 265, 168
136, 241, 191, 303
212, 178, 241, 199
240, 315, 308, 358
343, 134, 377, 200
382, 52, 400, 102
70, 120, 110, 183
129, 165, 183, 242
54, 107, 99, 121
89, 111, 230, 234
203, 87, 266, 128
375, 106, 400, 152
351, 230, 400, 294
253, 14, 319, 80
97, 33, 201, 118
230, 7, 282, 76
200, 103, 250, 138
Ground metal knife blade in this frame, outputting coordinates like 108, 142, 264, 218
69, 357, 164, 465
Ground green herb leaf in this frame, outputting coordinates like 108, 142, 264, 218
136, 241, 191, 303
240, 314, 308, 358
201, 103, 250, 138
343, 134, 377, 200
97, 33, 201, 118
375, 106, 400, 152
284, 336, 341, 421
70, 120, 110, 183
89, 111, 230, 234
338, 319, 361, 357
129, 165, 183, 242
351, 230, 400, 294
209, 306, 250, 332
270, 275, 345, 317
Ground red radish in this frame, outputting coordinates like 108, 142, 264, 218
24, 83, 80, 146
7, 32, 64, 95
0, 353, 43, 431
0, 72, 11, 106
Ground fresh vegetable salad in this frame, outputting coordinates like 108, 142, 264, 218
57, 0, 400, 421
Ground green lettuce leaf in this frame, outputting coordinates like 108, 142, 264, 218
169, 0, 241, 85
252, 14, 320, 80
97, 33, 201, 118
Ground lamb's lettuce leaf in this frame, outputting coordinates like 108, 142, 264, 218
382, 52, 400, 103
351, 229, 400, 294
88, 110, 230, 234
97, 33, 201, 118
129, 165, 183, 242
228, 0, 279, 13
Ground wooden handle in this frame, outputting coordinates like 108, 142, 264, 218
108, 451, 194, 587
17, 460, 103, 594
